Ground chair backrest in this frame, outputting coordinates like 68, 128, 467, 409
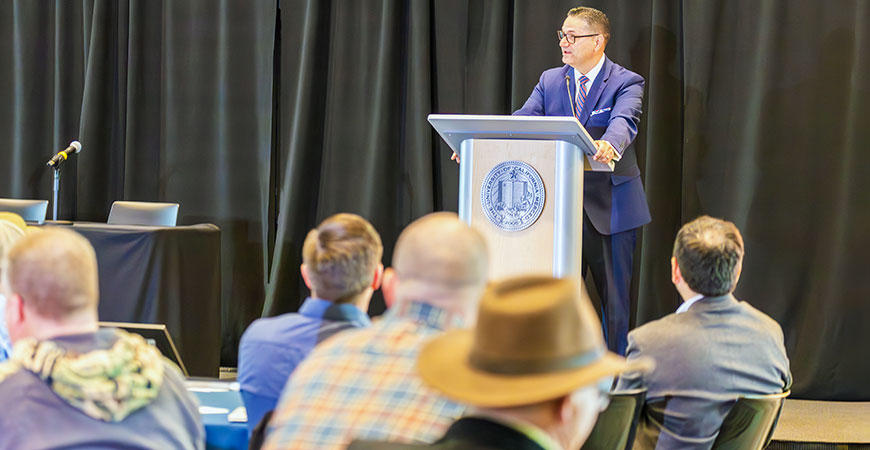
0, 198, 48, 224
711, 391, 790, 450
107, 201, 179, 226
247, 409, 273, 450
582, 388, 647, 450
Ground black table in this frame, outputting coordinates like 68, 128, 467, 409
41, 221, 221, 376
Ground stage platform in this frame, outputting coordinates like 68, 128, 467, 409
768, 399, 870, 449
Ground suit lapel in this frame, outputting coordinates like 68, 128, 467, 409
579, 56, 612, 124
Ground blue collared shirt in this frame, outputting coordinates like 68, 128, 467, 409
238, 297, 371, 432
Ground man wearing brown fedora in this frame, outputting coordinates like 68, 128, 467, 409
615, 216, 791, 449
351, 276, 648, 450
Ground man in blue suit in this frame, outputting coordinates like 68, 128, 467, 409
514, 7, 650, 355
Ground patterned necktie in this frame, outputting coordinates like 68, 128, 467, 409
575, 74, 590, 120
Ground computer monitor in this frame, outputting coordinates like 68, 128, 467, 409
0, 199, 49, 224
99, 321, 188, 377
107, 201, 179, 227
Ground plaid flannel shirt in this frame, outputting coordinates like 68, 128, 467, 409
262, 301, 468, 450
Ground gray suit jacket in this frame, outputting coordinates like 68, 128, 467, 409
615, 294, 791, 450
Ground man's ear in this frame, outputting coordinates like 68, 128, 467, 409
300, 264, 313, 290
671, 257, 681, 286
381, 268, 397, 308
6, 293, 25, 329
733, 259, 743, 285
371, 263, 384, 291
557, 393, 575, 424
594, 34, 606, 51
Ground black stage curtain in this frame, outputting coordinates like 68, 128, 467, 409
1, 0, 868, 400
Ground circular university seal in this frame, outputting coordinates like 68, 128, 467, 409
481, 161, 546, 232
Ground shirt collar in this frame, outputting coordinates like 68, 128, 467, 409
574, 53, 606, 87
676, 293, 705, 314
298, 297, 372, 327
386, 300, 466, 330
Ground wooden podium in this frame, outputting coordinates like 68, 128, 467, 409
428, 114, 613, 281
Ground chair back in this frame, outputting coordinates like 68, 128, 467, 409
0, 198, 48, 224
711, 391, 790, 450
582, 388, 647, 450
247, 410, 273, 450
107, 201, 179, 226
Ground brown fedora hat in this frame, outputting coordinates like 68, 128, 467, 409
418, 275, 649, 407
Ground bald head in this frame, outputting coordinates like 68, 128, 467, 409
392, 213, 488, 312
3, 228, 99, 321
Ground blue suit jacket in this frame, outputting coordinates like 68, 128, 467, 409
514, 57, 651, 234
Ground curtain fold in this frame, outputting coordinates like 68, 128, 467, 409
1, 0, 867, 398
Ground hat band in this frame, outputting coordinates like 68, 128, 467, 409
468, 347, 606, 375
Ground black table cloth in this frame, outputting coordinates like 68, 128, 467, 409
40, 222, 221, 376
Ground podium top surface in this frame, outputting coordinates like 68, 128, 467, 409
428, 114, 598, 157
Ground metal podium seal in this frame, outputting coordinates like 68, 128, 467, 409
481, 161, 545, 232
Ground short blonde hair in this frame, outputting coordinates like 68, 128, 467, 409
4, 228, 99, 320
0, 219, 25, 258
302, 213, 383, 303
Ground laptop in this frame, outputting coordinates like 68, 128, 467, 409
99, 321, 188, 377
0, 199, 49, 224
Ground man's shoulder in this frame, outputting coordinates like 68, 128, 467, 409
538, 65, 571, 83
0, 367, 58, 439
298, 319, 384, 358
630, 311, 686, 340
628, 298, 785, 348
240, 312, 308, 344
0, 366, 37, 402
288, 318, 413, 380
733, 300, 786, 338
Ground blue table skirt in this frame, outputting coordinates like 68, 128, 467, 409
191, 389, 249, 450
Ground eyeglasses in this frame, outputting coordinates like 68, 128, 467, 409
557, 30, 599, 44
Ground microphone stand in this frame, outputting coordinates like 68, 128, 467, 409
52, 165, 61, 221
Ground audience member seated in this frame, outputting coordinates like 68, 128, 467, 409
615, 215, 791, 449
238, 213, 383, 431
262, 212, 489, 449
351, 276, 648, 450
0, 214, 27, 361
0, 228, 204, 450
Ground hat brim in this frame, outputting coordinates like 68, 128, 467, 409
418, 329, 640, 408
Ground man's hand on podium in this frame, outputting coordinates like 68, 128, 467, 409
451, 151, 460, 164
593, 140, 620, 164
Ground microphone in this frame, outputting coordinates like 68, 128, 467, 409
46, 141, 82, 167
565, 76, 578, 120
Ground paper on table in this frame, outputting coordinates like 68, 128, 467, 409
228, 406, 248, 423
199, 406, 229, 415
188, 387, 228, 393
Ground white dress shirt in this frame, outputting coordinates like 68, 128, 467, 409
573, 53, 605, 100
676, 293, 705, 314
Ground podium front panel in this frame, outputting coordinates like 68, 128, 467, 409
459, 139, 583, 281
